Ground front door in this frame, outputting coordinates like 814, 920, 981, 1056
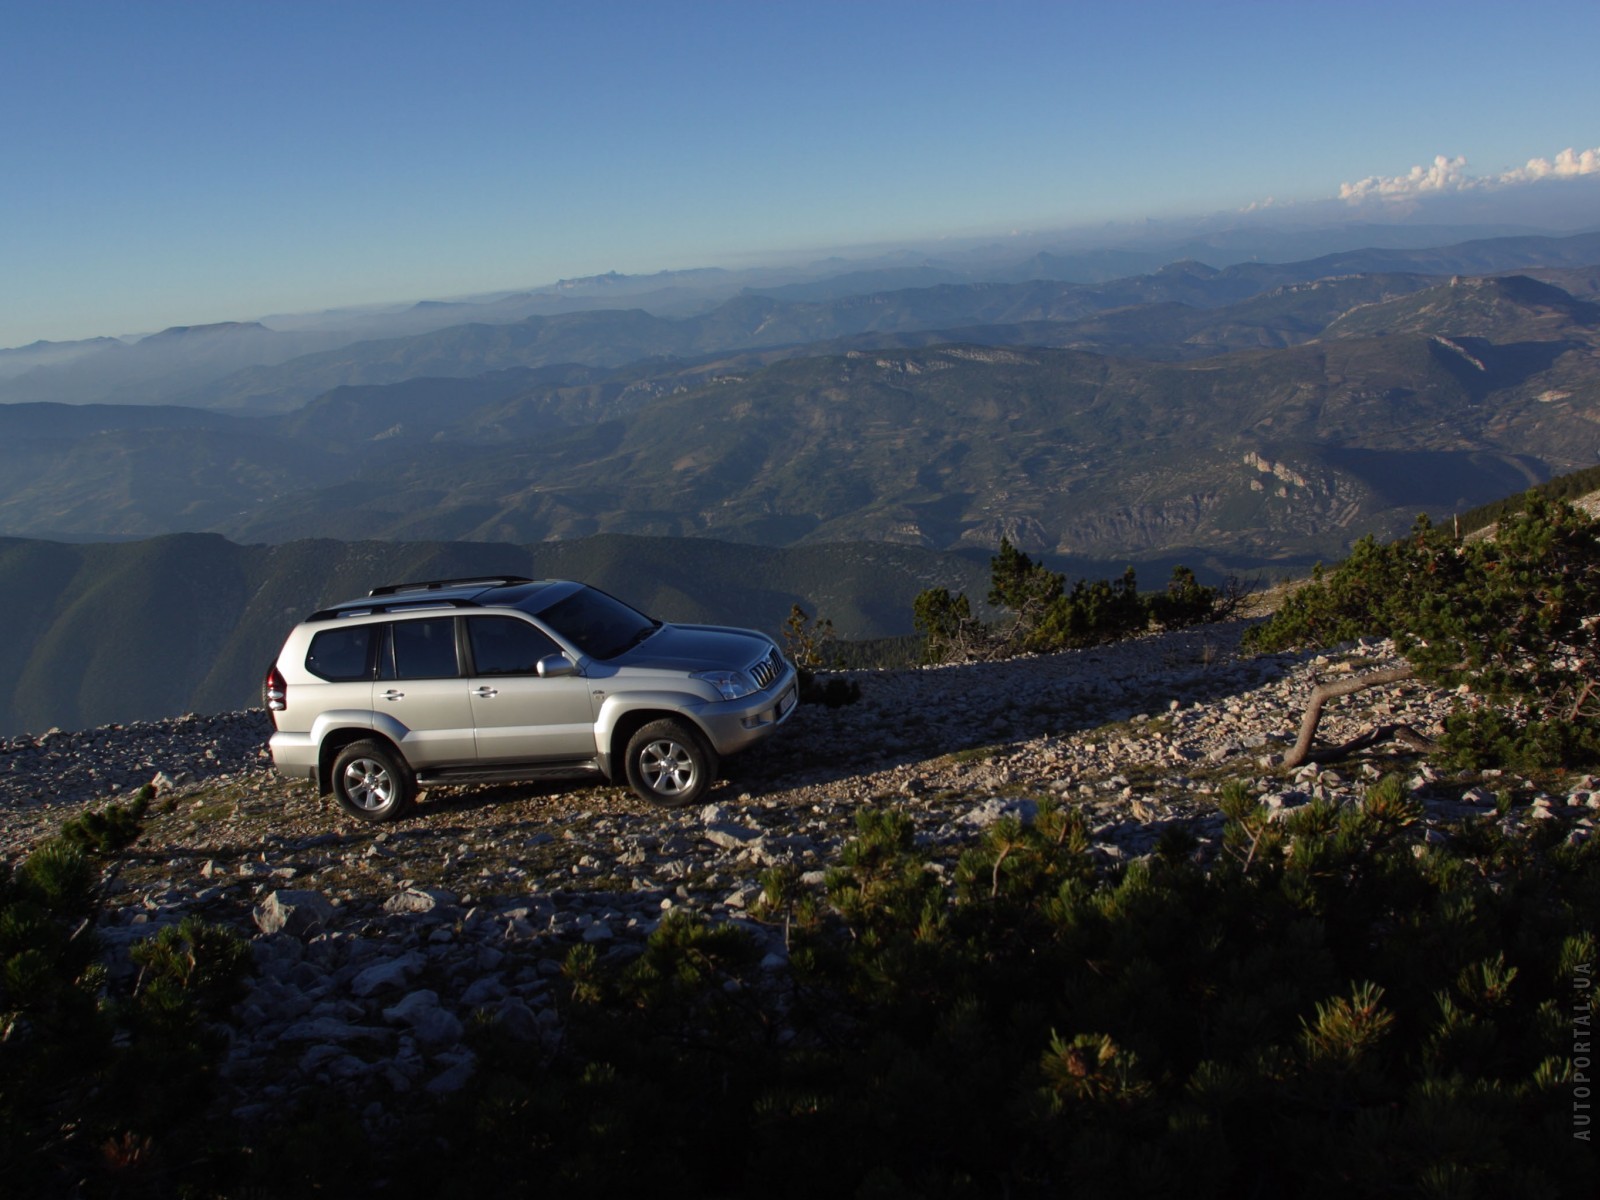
464, 615, 597, 762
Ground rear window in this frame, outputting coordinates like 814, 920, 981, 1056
305, 626, 376, 682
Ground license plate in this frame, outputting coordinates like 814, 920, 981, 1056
777, 686, 797, 717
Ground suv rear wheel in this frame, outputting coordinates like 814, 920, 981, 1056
624, 719, 717, 807
331, 740, 416, 822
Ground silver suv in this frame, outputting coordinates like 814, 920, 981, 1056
264, 576, 797, 821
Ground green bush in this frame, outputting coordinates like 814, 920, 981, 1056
58, 783, 152, 854
399, 781, 1595, 1197
1246, 493, 1600, 770
0, 801, 251, 1196
912, 585, 986, 662
1148, 565, 1221, 629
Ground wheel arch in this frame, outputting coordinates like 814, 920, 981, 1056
316, 727, 404, 795
602, 705, 712, 782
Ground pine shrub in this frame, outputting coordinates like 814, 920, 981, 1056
1, 806, 251, 1196
1246, 493, 1600, 771
406, 776, 1596, 1197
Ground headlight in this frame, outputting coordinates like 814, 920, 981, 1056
693, 669, 756, 700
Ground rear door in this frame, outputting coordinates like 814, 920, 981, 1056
464, 615, 598, 762
376, 617, 476, 766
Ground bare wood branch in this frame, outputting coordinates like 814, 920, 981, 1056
1570, 677, 1597, 724
1240, 820, 1267, 874
1282, 666, 1417, 769
1294, 722, 1437, 766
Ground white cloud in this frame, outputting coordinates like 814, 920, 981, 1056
1339, 154, 1471, 201
1338, 145, 1600, 203
1499, 145, 1600, 184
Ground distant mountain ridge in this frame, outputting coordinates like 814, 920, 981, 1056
178, 231, 1600, 413
7, 229, 1600, 413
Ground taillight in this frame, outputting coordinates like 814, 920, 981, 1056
265, 666, 287, 713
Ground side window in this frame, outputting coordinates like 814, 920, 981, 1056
385, 617, 460, 680
305, 626, 376, 681
468, 616, 560, 676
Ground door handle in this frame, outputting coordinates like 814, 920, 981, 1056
381, 689, 405, 701
474, 686, 498, 698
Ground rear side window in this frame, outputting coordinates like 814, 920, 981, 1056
467, 616, 560, 676
305, 626, 377, 681
382, 617, 460, 680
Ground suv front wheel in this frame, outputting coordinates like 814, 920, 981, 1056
331, 740, 416, 822
624, 719, 717, 807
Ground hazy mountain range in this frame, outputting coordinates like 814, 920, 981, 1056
1, 239, 1595, 561
2, 219, 1598, 733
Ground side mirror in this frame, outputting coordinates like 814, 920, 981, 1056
536, 653, 579, 679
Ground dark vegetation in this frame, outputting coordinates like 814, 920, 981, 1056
287, 786, 1593, 1198
1245, 492, 1600, 773
9, 781, 1593, 1195
1, 788, 252, 1196
1457, 462, 1600, 538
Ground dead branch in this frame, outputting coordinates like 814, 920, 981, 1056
1294, 722, 1438, 766
1282, 665, 1419, 769
1570, 677, 1597, 724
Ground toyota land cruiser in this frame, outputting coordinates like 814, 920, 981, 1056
264, 576, 797, 821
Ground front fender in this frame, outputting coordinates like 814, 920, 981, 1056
592, 690, 713, 777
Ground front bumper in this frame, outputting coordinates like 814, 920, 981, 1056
697, 669, 800, 757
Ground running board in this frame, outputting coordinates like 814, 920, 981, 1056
415, 761, 605, 787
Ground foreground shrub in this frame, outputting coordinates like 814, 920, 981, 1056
0, 799, 251, 1196
399, 782, 1596, 1197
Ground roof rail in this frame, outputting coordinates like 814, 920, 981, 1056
367, 576, 534, 597
306, 597, 494, 621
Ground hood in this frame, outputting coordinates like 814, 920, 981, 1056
611, 623, 772, 673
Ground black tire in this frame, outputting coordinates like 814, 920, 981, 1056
330, 740, 416, 822
623, 719, 717, 807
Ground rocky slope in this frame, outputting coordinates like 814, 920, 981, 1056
2, 621, 1595, 1133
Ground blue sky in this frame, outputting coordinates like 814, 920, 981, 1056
2, 0, 1597, 346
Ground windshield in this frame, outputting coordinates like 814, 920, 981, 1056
534, 586, 658, 660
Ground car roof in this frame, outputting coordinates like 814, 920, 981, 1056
305, 577, 570, 622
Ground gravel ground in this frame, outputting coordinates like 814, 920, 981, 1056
3, 620, 1595, 1127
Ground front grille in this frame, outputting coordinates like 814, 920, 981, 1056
749, 647, 783, 690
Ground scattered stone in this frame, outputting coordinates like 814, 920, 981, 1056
253, 890, 334, 939
383, 887, 458, 915
349, 953, 426, 999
